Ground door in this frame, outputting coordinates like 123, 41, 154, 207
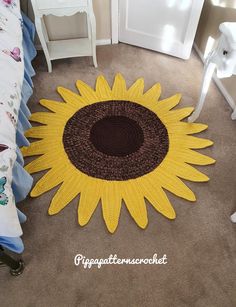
119, 0, 205, 59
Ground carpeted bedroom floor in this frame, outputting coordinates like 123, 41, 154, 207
1, 43, 236, 307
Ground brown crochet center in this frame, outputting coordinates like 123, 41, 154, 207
63, 100, 169, 180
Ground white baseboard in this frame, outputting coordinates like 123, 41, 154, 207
193, 43, 236, 111
35, 39, 111, 51
96, 39, 112, 46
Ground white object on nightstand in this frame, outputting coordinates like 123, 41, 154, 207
31, 0, 97, 72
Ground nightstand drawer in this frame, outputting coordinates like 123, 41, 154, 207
37, 0, 88, 10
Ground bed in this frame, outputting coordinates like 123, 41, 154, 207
0, 0, 36, 272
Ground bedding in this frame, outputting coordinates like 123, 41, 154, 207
0, 0, 36, 253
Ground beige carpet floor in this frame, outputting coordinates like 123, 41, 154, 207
1, 43, 236, 307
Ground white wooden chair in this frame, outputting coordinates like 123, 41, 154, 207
188, 22, 236, 122
31, 0, 97, 73
187, 22, 236, 223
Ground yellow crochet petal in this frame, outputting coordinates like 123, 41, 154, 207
21, 139, 59, 157
168, 122, 208, 135
78, 178, 101, 226
101, 181, 122, 233
30, 166, 64, 197
29, 112, 66, 125
25, 126, 63, 139
48, 170, 84, 215
156, 93, 182, 112
57, 86, 88, 108
150, 168, 196, 201
76, 80, 98, 103
122, 181, 148, 229
112, 73, 127, 99
95, 75, 112, 100
143, 83, 161, 103
170, 135, 213, 149
24, 153, 65, 174
172, 149, 216, 165
138, 177, 176, 219
25, 154, 53, 174
40, 99, 68, 113
160, 107, 194, 122
128, 78, 144, 100
162, 158, 209, 182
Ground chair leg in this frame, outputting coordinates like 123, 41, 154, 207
188, 61, 216, 122
231, 108, 236, 120
35, 16, 52, 73
230, 212, 236, 223
0, 246, 25, 276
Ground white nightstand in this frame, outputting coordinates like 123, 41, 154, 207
31, 0, 97, 72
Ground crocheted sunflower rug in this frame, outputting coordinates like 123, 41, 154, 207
22, 74, 215, 233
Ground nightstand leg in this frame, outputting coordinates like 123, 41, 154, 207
41, 17, 49, 43
89, 12, 97, 68
35, 17, 52, 73
86, 14, 91, 40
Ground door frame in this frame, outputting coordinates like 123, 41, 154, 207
111, 0, 119, 44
